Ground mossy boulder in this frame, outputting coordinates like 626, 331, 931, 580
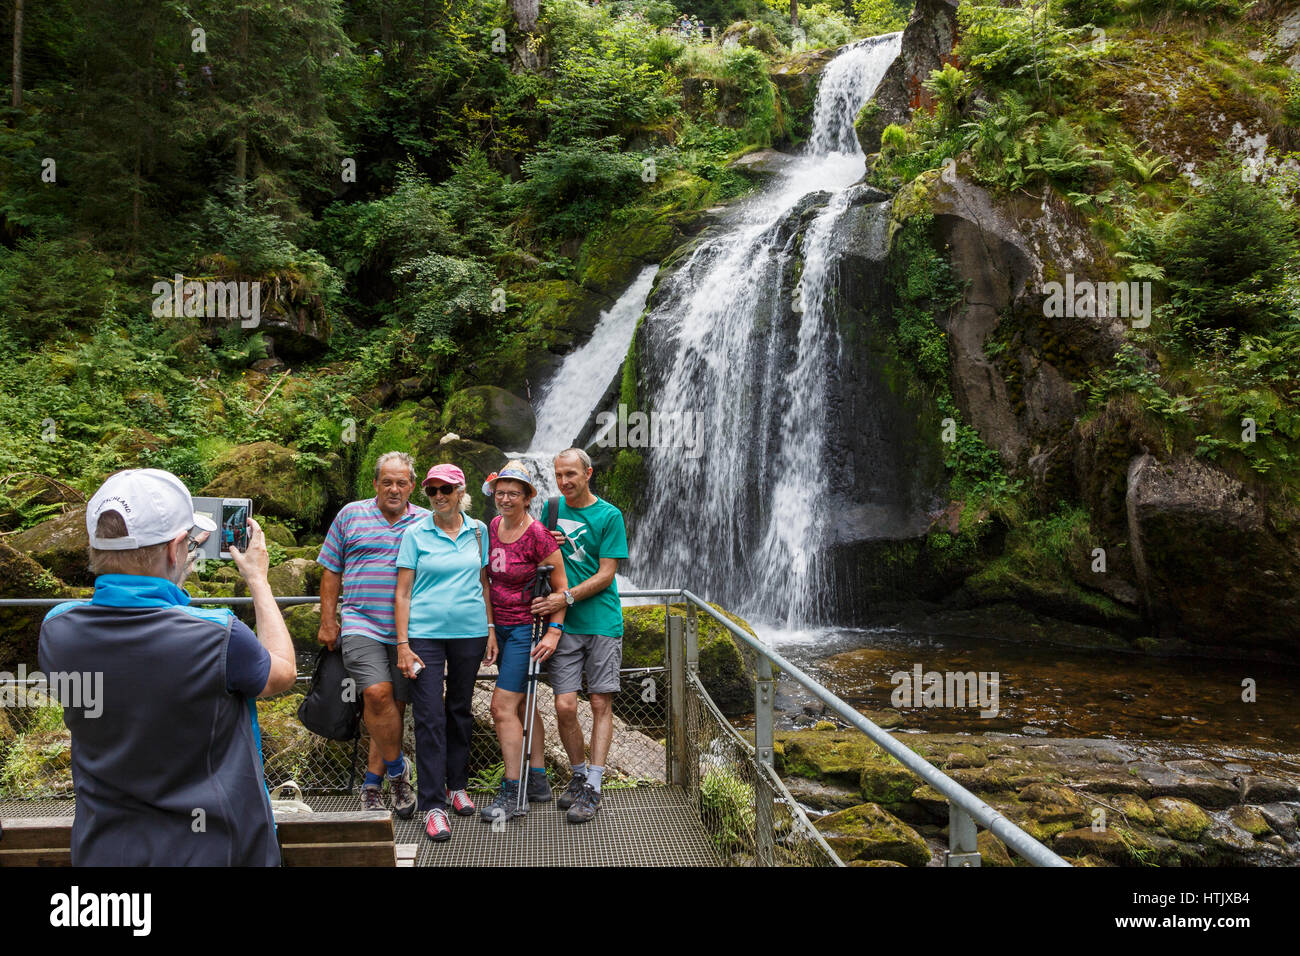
356, 401, 505, 519
860, 751, 923, 805
1109, 792, 1156, 828
621, 603, 754, 717
261, 520, 297, 547
0, 539, 73, 669
1228, 805, 1272, 838
978, 830, 1014, 867
9, 507, 91, 585
1018, 783, 1088, 826
441, 386, 535, 451
1148, 796, 1212, 841
200, 441, 346, 528
814, 802, 932, 866
256, 693, 356, 790
283, 603, 324, 661
774, 729, 921, 803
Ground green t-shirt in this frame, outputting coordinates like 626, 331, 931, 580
556, 495, 628, 638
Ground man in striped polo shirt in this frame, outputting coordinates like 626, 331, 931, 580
318, 451, 429, 816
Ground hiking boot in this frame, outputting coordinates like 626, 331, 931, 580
480, 780, 526, 823
388, 759, 416, 820
361, 783, 386, 812
526, 771, 553, 803
556, 771, 586, 810
446, 788, 476, 817
566, 784, 602, 824
424, 808, 451, 842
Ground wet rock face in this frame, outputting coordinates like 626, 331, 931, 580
856, 0, 960, 155
778, 729, 1300, 866
440, 385, 536, 451
1126, 454, 1300, 648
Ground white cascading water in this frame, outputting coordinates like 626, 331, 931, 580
629, 33, 902, 627
511, 265, 659, 503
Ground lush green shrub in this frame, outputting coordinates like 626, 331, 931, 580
853, 0, 913, 34
1158, 159, 1299, 337
0, 237, 121, 347
514, 137, 646, 237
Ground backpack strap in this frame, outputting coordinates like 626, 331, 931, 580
545, 496, 559, 531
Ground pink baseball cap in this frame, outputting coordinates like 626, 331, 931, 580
422, 463, 466, 488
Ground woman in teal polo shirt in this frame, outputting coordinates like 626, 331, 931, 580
395, 462, 495, 844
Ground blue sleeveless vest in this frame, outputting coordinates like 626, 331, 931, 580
38, 575, 279, 866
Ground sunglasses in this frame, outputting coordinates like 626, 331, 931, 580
426, 484, 459, 496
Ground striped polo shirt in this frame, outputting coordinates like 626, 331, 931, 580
318, 497, 430, 644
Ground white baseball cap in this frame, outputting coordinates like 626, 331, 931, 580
86, 468, 218, 551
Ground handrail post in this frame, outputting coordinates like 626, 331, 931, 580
667, 612, 686, 788
685, 601, 699, 675
754, 652, 775, 865
946, 805, 981, 867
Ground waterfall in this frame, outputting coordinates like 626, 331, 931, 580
512, 265, 659, 503
629, 33, 903, 627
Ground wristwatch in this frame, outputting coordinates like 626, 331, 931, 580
563, 589, 574, 606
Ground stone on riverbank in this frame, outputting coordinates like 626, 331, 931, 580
814, 802, 931, 866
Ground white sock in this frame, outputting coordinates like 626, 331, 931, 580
587, 765, 605, 792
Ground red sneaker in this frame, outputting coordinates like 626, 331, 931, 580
424, 808, 451, 842
446, 788, 476, 817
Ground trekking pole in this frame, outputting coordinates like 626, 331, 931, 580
518, 564, 554, 815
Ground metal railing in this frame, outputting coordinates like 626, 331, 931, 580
0, 589, 1069, 866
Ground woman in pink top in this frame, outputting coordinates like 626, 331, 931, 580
479, 461, 568, 822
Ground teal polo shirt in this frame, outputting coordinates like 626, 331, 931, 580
396, 514, 490, 640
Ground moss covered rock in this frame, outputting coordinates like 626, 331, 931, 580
978, 830, 1014, 867
261, 520, 297, 547
355, 401, 505, 519
256, 693, 355, 790
441, 386, 536, 451
0, 539, 73, 669
282, 603, 324, 662
200, 441, 346, 528
9, 507, 91, 585
814, 802, 932, 866
1148, 796, 1212, 841
621, 603, 753, 717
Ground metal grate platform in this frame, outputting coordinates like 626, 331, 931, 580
1, 788, 721, 867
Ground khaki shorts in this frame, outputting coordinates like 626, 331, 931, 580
340, 634, 411, 703
548, 632, 621, 696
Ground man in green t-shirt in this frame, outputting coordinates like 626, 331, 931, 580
530, 447, 629, 824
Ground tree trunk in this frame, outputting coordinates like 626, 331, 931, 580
234, 9, 249, 183
790, 0, 799, 27
510, 0, 538, 34
12, 0, 23, 108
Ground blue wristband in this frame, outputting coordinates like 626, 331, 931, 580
548, 622, 563, 630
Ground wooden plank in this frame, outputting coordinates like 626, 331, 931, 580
273, 811, 394, 845
0, 817, 73, 850
280, 841, 396, 867
395, 844, 417, 867
0, 847, 72, 867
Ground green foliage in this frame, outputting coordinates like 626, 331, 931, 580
957, 0, 1098, 98
700, 766, 756, 852
1157, 159, 1299, 338
0, 238, 123, 348
888, 215, 1022, 504
922, 63, 973, 134
853, 0, 913, 34
514, 137, 646, 237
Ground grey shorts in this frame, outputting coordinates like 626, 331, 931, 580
340, 634, 411, 704
548, 632, 621, 696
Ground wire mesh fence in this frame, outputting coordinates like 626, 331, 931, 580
0, 660, 671, 802
679, 671, 839, 867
